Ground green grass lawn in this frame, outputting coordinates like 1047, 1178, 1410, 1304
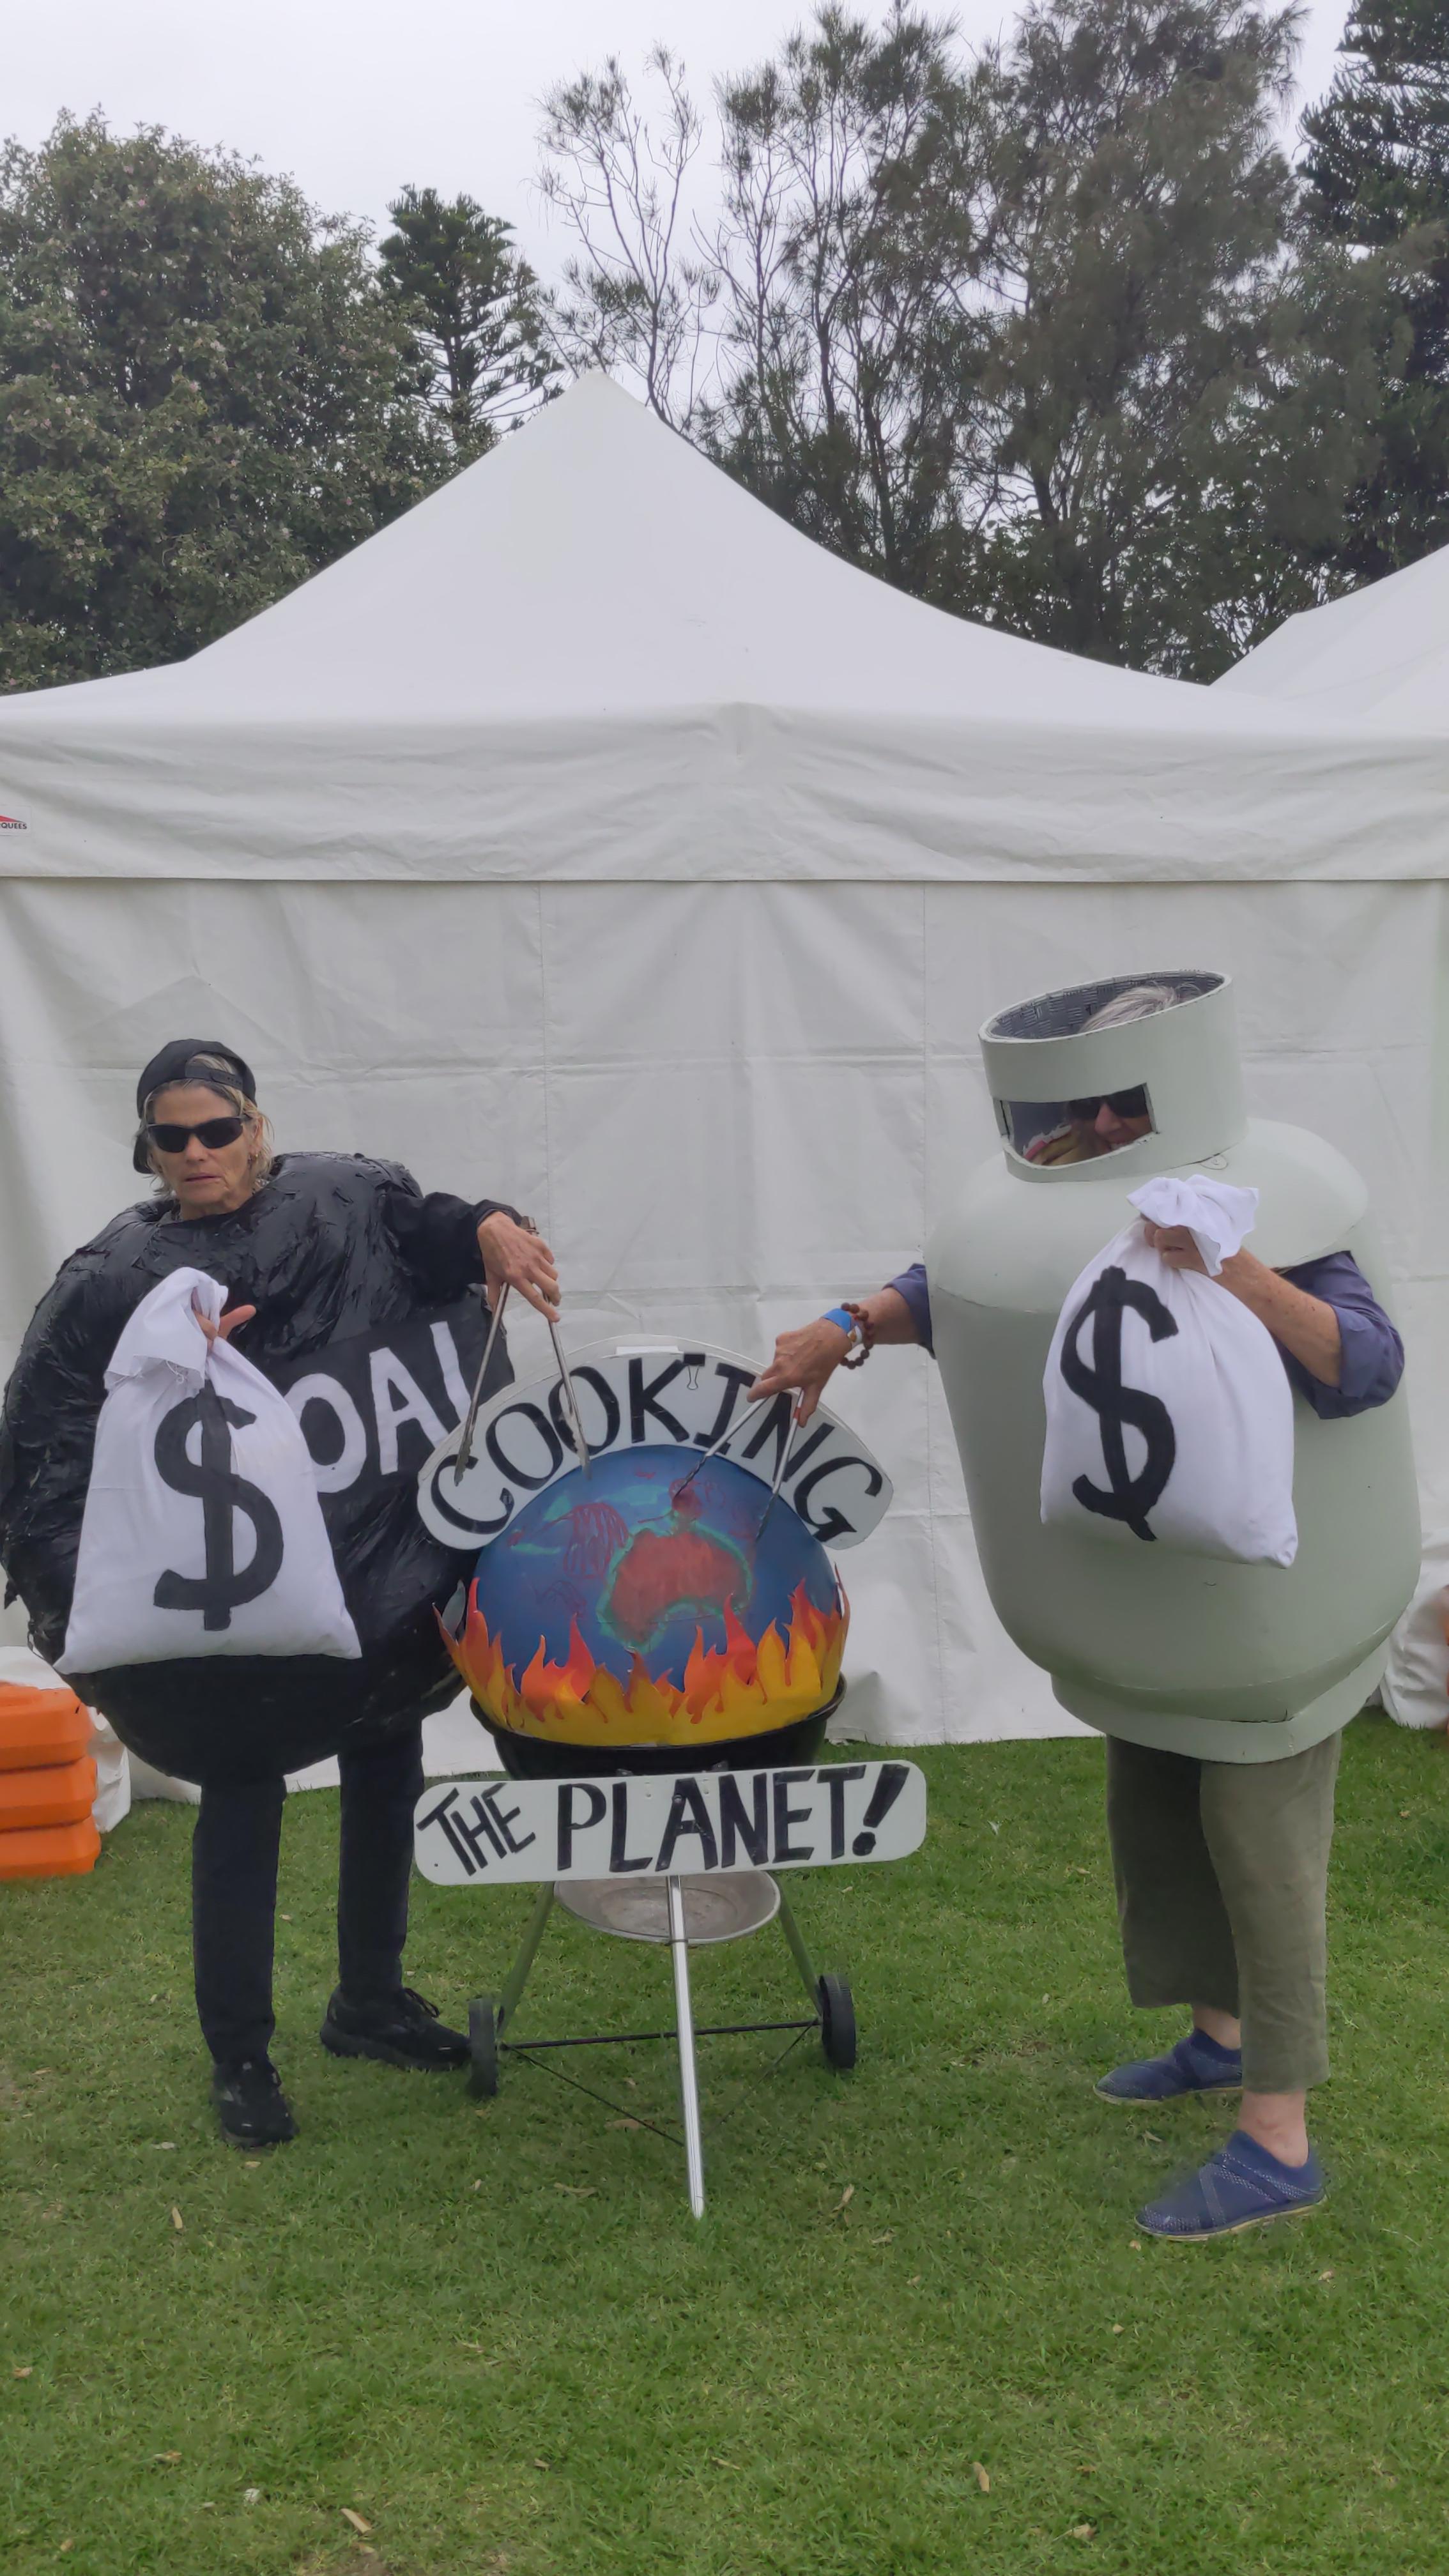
3, 1714, 1448, 2576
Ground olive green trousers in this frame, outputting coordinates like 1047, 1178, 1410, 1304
1104, 1729, 1342, 2094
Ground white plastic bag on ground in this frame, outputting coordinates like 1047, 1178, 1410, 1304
60, 1269, 360, 1673
1041, 1176, 1298, 1567
0, 1642, 132, 1828
88, 1712, 132, 1831
1380, 1534, 1449, 1729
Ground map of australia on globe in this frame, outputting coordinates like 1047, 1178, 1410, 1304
603, 1489, 744, 1650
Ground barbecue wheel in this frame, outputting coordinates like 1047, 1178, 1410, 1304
817, 1974, 857, 2071
468, 1997, 500, 2097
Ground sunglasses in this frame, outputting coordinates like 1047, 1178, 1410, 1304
1067, 1087, 1151, 1123
146, 1117, 247, 1154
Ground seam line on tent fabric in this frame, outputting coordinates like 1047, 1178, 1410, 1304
537, 882, 555, 1245
917, 874, 949, 1736
5, 874, 1449, 889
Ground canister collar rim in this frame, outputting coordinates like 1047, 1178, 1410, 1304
980, 969, 1227, 1050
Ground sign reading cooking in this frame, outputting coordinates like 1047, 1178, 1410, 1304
414, 1759, 926, 1887
416, 1342, 893, 1555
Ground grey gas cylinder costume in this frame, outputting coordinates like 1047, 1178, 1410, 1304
926, 971, 1420, 1765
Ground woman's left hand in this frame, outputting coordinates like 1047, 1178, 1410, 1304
478, 1213, 561, 1322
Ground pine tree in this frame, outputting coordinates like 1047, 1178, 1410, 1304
1301, 0, 1449, 576
379, 188, 558, 461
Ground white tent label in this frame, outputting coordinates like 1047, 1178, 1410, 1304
416, 1343, 891, 1553
413, 1759, 926, 1886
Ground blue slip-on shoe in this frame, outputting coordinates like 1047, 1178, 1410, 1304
1137, 2130, 1326, 2241
1094, 2029, 1242, 2104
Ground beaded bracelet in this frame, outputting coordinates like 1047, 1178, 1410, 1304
839, 1300, 875, 1370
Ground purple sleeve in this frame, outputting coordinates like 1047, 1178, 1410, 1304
888, 1262, 933, 1355
1277, 1252, 1404, 1419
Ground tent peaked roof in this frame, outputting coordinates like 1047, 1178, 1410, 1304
1, 372, 1446, 886
1215, 543, 1449, 728
47, 371, 1220, 726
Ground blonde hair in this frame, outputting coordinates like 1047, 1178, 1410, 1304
1081, 982, 1183, 1034
140, 1052, 275, 1197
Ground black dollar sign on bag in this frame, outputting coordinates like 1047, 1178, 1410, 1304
152, 1384, 285, 1630
1060, 1264, 1179, 1542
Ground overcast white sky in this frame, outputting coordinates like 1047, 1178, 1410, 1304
18, 0, 1352, 275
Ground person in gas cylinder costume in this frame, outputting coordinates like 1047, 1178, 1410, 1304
750, 986, 1404, 2242
0, 1041, 560, 2149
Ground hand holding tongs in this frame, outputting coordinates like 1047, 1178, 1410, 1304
453, 1282, 592, 1485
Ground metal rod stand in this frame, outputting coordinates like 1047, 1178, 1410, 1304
774, 1880, 822, 2011
497, 1882, 555, 2034
665, 1875, 707, 2220
479, 1873, 843, 2216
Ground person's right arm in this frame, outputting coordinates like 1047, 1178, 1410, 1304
749, 1267, 930, 1423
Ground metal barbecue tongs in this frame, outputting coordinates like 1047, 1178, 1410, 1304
453, 1277, 592, 1487
670, 1389, 775, 1501
670, 1382, 802, 1534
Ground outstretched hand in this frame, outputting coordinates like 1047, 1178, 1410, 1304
748, 1319, 852, 1425
479, 1212, 561, 1323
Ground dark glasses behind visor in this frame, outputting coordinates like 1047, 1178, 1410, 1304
146, 1117, 247, 1153
1067, 1087, 1151, 1123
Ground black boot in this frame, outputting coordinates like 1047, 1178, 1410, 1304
319, 1986, 469, 2071
211, 2055, 297, 2147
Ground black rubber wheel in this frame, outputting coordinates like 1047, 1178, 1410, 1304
818, 1974, 857, 2071
468, 1997, 501, 2098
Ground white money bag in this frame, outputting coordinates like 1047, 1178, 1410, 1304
1039, 1177, 1298, 1568
60, 1269, 360, 1671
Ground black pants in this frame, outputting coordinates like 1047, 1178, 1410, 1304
191, 1724, 424, 2066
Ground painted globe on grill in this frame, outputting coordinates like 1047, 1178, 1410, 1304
445, 1446, 847, 1754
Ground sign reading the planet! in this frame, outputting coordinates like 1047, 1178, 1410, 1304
417, 1343, 891, 1554
419, 1342, 892, 1759
414, 1759, 928, 1886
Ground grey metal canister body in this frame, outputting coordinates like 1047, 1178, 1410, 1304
926, 972, 1420, 1761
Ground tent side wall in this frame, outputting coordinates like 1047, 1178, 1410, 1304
1, 872, 1441, 1744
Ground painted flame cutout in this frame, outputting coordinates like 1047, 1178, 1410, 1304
444, 1580, 848, 1747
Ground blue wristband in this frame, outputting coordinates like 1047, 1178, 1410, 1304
821, 1305, 854, 1335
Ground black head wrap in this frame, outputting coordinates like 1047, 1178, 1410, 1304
133, 1039, 259, 1172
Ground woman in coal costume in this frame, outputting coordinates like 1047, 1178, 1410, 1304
0, 1039, 560, 2148
750, 984, 1405, 2242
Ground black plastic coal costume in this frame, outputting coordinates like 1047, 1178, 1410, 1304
0, 1153, 514, 1785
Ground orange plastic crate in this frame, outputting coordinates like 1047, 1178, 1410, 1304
0, 1682, 92, 1773
0, 1755, 97, 1832
0, 1816, 100, 1880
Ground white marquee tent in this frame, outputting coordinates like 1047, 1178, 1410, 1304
1216, 540, 1449, 729
1, 372, 1446, 1749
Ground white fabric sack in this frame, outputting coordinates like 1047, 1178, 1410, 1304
59, 1269, 360, 1671
1041, 1177, 1298, 1567
1380, 1531, 1449, 1729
